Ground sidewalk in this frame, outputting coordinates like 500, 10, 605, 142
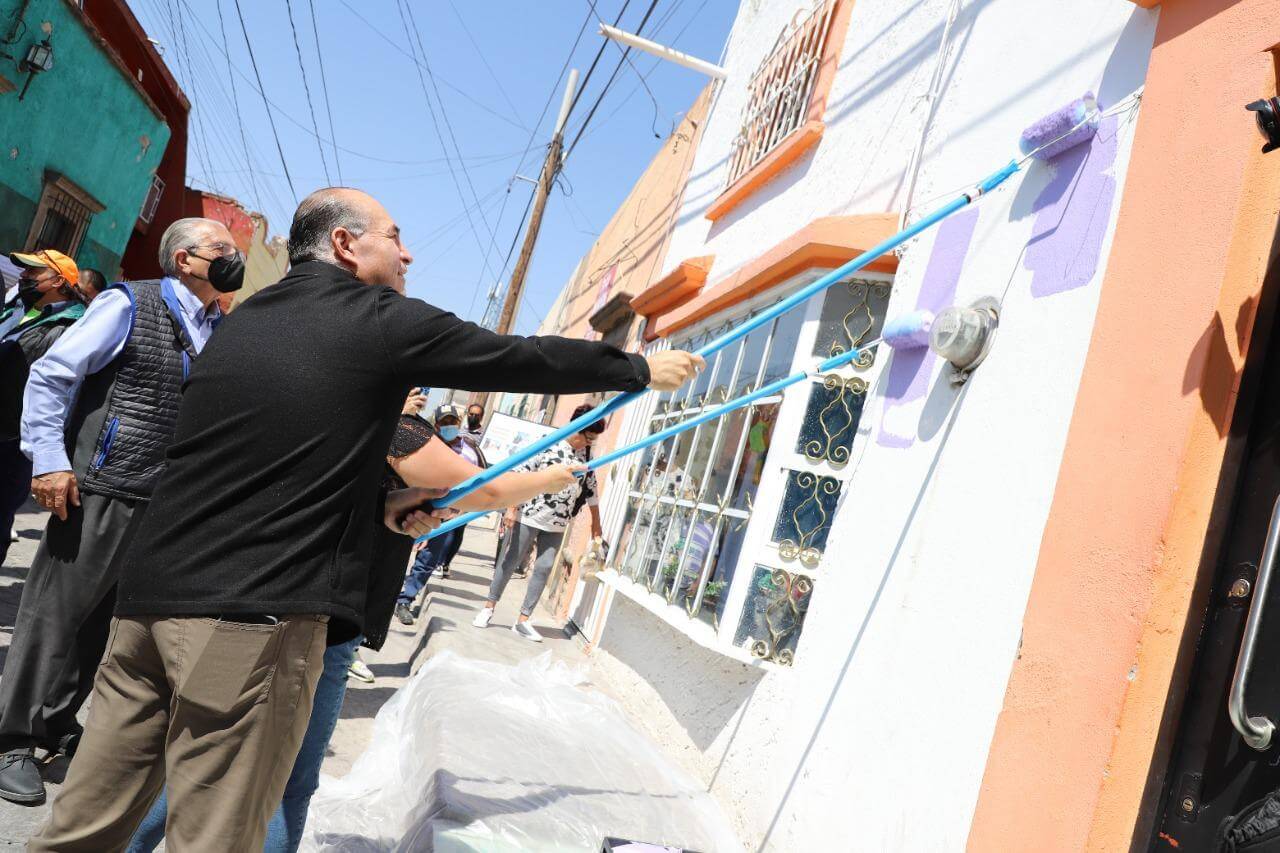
0, 507, 590, 848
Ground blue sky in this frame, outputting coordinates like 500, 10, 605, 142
127, 0, 734, 334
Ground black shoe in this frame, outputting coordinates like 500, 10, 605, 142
0, 748, 44, 805
394, 601, 414, 625
37, 728, 82, 758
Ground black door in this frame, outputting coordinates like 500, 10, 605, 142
1155, 293, 1280, 850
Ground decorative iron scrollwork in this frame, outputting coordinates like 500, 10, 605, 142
801, 374, 868, 465
749, 568, 813, 666
823, 280, 890, 368
777, 471, 839, 566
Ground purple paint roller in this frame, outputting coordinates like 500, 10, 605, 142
882, 310, 935, 350
1018, 92, 1099, 161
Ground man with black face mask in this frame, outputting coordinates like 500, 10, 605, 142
0, 250, 86, 568
0, 219, 238, 805
465, 401, 485, 441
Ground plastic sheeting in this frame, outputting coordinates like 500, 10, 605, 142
300, 651, 744, 853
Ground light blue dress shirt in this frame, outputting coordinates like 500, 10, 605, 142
21, 277, 221, 476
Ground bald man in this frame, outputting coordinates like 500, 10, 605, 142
32, 188, 704, 851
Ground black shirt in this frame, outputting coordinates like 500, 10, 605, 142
115, 260, 649, 640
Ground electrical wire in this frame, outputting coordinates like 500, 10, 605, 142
471, 3, 599, 326
176, 0, 455, 167
566, 0, 634, 118
283, 0, 332, 185
214, 0, 264, 214
335, 0, 530, 133
394, 0, 500, 283
231, 0, 298, 202
306, 0, 342, 183
564, 0, 664, 162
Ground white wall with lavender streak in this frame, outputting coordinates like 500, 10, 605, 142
588, 1, 1158, 850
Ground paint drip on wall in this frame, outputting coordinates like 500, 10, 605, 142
878, 207, 979, 448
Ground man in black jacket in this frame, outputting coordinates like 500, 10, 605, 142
32, 187, 703, 851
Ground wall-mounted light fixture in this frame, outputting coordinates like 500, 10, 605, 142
18, 38, 52, 101
1246, 98, 1280, 154
930, 297, 1000, 384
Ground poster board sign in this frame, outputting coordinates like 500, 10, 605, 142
473, 412, 558, 531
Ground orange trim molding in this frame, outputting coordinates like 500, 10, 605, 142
652, 214, 898, 339
631, 256, 713, 317
706, 121, 825, 222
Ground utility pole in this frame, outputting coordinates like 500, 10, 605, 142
471, 68, 578, 414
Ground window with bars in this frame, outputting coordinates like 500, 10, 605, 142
603, 275, 891, 665
25, 172, 104, 258
725, 0, 837, 188
139, 174, 165, 226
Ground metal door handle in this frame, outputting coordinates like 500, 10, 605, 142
1229, 495, 1280, 750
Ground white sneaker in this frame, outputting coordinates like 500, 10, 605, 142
347, 658, 374, 683
472, 608, 494, 628
512, 621, 542, 643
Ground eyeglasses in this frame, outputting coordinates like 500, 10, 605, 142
186, 242, 237, 258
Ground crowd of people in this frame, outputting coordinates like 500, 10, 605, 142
0, 186, 704, 850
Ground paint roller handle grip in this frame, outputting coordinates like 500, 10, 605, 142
977, 160, 1020, 195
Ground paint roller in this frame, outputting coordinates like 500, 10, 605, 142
419, 93, 1105, 522
881, 94, 1102, 357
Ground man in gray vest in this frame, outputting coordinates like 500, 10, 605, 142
0, 218, 241, 805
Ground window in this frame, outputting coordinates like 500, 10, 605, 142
25, 172, 104, 258
602, 274, 891, 665
139, 174, 165, 226
725, 0, 837, 188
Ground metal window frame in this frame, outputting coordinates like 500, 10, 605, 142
724, 0, 837, 188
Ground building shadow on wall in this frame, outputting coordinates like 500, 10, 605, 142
1184, 296, 1259, 438
601, 597, 765, 754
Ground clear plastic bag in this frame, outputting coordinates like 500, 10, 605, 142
301, 650, 743, 853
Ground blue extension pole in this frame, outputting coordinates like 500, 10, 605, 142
416, 340, 880, 543
428, 158, 1021, 513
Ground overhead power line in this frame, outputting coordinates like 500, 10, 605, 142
283, 0, 332, 184
231, 0, 298, 202
565, 0, 664, 162
307, 0, 343, 183
395, 0, 500, 282
214, 0, 264, 214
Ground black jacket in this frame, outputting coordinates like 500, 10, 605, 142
0, 297, 83, 440
115, 260, 650, 642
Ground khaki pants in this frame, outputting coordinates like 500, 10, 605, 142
30, 614, 329, 852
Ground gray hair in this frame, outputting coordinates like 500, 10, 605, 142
287, 188, 370, 266
158, 218, 221, 277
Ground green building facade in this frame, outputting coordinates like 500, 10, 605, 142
0, 0, 169, 276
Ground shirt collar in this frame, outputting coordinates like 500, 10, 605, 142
163, 276, 222, 325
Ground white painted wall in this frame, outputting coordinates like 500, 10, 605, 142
585, 1, 1159, 851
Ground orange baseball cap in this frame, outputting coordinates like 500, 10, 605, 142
9, 249, 79, 286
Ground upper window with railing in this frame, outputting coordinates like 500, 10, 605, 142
724, 0, 837, 189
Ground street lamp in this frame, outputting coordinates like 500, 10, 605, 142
18, 38, 52, 102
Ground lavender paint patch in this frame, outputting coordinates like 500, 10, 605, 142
1024, 115, 1120, 299
878, 207, 979, 449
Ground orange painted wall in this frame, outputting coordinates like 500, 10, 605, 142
540, 85, 714, 619
968, 1, 1280, 850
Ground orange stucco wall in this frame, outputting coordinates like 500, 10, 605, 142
968, 1, 1280, 850
541, 85, 715, 619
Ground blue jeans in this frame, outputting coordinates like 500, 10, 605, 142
397, 527, 461, 605
126, 636, 362, 853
